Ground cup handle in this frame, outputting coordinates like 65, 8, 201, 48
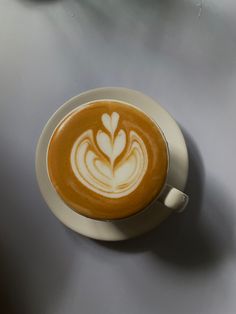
159, 184, 189, 213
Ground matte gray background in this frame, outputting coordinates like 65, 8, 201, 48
1, 0, 236, 313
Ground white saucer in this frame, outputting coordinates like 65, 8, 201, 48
35, 87, 189, 241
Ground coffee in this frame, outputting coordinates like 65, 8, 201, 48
47, 100, 168, 220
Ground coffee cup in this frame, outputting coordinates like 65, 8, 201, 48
47, 99, 188, 220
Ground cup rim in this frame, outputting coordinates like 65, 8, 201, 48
46, 98, 170, 221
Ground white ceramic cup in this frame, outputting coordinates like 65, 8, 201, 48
46, 99, 189, 219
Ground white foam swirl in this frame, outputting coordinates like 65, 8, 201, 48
70, 112, 148, 198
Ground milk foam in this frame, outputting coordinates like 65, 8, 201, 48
70, 112, 148, 198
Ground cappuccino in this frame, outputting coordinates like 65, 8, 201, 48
47, 100, 168, 220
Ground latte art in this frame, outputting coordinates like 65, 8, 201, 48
70, 112, 148, 198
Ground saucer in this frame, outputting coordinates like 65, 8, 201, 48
35, 87, 189, 241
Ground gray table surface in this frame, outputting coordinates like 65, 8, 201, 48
1, 0, 236, 313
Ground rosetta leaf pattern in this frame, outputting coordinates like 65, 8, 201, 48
70, 112, 148, 198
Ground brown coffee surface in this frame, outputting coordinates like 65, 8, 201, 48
47, 100, 168, 220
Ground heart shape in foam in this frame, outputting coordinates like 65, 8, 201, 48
101, 112, 119, 135
70, 112, 148, 198
96, 129, 126, 163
